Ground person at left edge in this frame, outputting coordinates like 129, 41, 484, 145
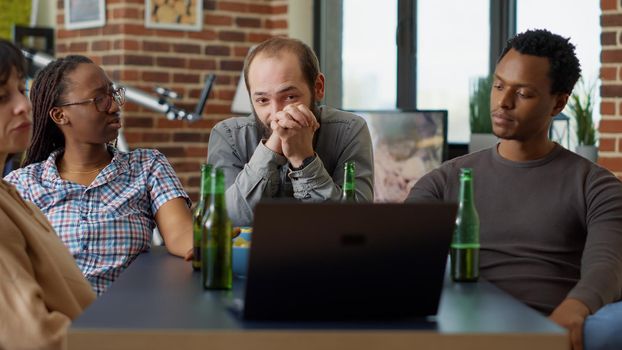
4, 55, 193, 295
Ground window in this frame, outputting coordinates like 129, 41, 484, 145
416, 0, 490, 143
342, 0, 398, 109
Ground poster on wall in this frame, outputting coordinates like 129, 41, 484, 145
0, 0, 33, 40
145, 0, 203, 31
64, 0, 106, 30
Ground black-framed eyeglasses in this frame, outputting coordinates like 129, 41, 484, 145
57, 87, 126, 112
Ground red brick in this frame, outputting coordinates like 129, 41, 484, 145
159, 147, 186, 158
602, 14, 622, 26
602, 66, 617, 80
125, 55, 154, 66
217, 89, 236, 101
157, 57, 186, 68
103, 55, 122, 65
57, 30, 78, 39
144, 41, 171, 52
205, 14, 233, 26
249, 4, 272, 14
188, 30, 217, 40
79, 28, 102, 37
56, 43, 68, 54
69, 42, 88, 52
602, 31, 617, 46
205, 0, 217, 10
236, 17, 261, 28
143, 132, 171, 142
205, 45, 230, 56
123, 131, 143, 143
103, 25, 122, 35
57, 14, 63, 25
602, 101, 616, 115
218, 2, 248, 12
191, 119, 218, 129
156, 119, 185, 128
598, 157, 622, 172
220, 60, 244, 71
601, 84, 622, 97
124, 117, 154, 128
602, 0, 618, 11
617, 139, 622, 152
234, 46, 250, 57
173, 132, 204, 142
214, 75, 231, 85
173, 73, 200, 84
189, 59, 216, 70
121, 70, 139, 81
92, 41, 111, 51
185, 146, 208, 157
600, 119, 622, 133
112, 7, 140, 19
143, 71, 170, 82
205, 104, 232, 114
125, 24, 151, 36
266, 19, 287, 29
173, 44, 201, 54
187, 175, 201, 187
114, 39, 139, 50
154, 30, 186, 38
271, 5, 288, 14
171, 161, 202, 172
219, 31, 246, 42
248, 33, 272, 43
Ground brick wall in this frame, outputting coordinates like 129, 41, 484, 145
600, 0, 622, 176
56, 0, 289, 200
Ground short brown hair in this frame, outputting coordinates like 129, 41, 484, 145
243, 37, 321, 96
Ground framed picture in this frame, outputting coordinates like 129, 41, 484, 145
64, 0, 105, 30
145, 0, 203, 32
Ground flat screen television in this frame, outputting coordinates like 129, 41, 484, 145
355, 110, 448, 203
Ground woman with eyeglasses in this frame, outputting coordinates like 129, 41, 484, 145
0, 40, 95, 349
4, 55, 193, 295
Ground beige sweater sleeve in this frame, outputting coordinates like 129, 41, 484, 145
0, 238, 70, 350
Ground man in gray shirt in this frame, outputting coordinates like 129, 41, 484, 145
207, 37, 373, 226
408, 30, 622, 350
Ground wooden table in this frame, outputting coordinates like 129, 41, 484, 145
69, 247, 568, 350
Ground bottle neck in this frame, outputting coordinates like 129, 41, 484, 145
458, 178, 475, 208
209, 170, 227, 212
198, 166, 212, 206
342, 163, 355, 193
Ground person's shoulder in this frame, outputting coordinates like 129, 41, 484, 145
213, 114, 257, 131
3, 162, 45, 184
123, 148, 171, 166
321, 106, 365, 124
441, 149, 491, 171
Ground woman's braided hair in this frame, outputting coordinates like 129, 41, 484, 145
23, 55, 93, 166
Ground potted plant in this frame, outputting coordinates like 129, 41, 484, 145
567, 78, 597, 162
469, 75, 497, 152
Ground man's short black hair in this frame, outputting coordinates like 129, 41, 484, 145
498, 29, 581, 95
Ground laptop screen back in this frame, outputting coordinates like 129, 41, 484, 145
243, 202, 457, 321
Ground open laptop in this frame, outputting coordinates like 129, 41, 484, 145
238, 201, 457, 321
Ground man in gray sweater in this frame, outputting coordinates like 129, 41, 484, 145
207, 38, 373, 227
407, 29, 622, 350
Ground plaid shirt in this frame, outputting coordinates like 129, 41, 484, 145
4, 147, 190, 295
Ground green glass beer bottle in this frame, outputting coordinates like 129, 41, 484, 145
341, 161, 356, 202
192, 163, 212, 271
201, 167, 232, 290
451, 168, 480, 282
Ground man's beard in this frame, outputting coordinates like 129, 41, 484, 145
253, 101, 321, 139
